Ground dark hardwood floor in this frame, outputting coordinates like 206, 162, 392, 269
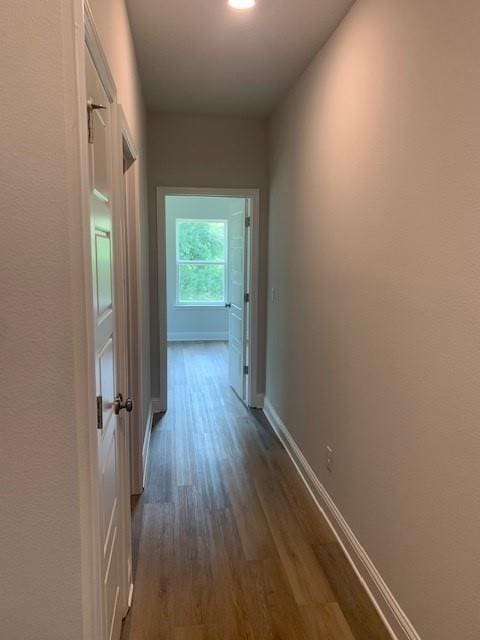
121, 341, 390, 640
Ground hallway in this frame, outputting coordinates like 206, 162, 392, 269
121, 342, 389, 640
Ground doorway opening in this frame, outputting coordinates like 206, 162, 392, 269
157, 188, 261, 408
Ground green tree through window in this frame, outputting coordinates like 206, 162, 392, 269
176, 220, 227, 304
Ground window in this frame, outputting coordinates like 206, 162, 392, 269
176, 219, 228, 305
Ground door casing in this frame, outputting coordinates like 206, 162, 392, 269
156, 186, 262, 411
117, 107, 147, 498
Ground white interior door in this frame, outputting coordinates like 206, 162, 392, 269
86, 49, 128, 640
228, 201, 248, 400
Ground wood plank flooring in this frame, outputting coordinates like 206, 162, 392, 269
121, 341, 390, 640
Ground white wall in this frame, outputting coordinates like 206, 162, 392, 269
1, 2, 89, 638
267, 1, 480, 639
166, 196, 244, 342
147, 113, 268, 407
0, 1, 149, 637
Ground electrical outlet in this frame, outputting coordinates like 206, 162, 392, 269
326, 445, 333, 472
271, 287, 276, 302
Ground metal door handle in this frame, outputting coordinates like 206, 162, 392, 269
114, 393, 133, 415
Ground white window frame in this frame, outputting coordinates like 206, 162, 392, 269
175, 218, 228, 307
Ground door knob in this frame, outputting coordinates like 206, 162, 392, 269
114, 393, 133, 415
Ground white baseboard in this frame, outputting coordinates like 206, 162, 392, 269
167, 331, 228, 342
141, 401, 154, 489
263, 397, 421, 640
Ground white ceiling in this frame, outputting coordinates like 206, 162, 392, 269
125, 0, 354, 117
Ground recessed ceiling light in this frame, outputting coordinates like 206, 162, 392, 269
228, 0, 256, 10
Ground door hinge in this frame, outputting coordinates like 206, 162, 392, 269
244, 292, 250, 303
245, 217, 251, 228
96, 395, 103, 430
243, 365, 249, 375
87, 99, 106, 144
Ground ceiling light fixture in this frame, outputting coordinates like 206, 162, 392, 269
228, 0, 256, 10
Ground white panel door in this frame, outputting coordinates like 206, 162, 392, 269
228, 202, 248, 400
85, 50, 125, 640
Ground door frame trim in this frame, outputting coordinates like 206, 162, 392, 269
84, 2, 116, 103
114, 102, 141, 617
116, 105, 146, 497
156, 186, 261, 409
